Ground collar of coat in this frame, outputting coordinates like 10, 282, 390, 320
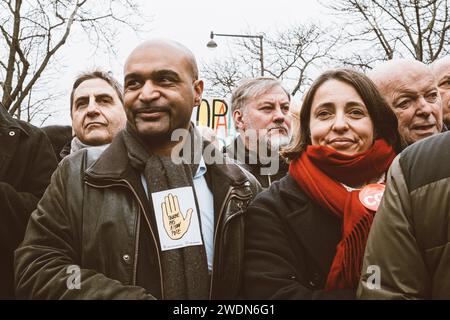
0, 103, 29, 136
85, 128, 251, 188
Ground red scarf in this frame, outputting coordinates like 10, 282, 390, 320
289, 139, 396, 290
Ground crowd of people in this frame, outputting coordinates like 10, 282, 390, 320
1, 38, 449, 299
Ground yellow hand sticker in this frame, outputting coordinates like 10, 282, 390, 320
161, 193, 193, 240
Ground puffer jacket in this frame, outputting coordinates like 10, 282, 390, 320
14, 131, 261, 299
0, 104, 57, 299
358, 132, 450, 299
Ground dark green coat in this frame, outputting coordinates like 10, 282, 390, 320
359, 132, 450, 299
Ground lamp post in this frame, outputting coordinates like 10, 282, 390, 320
207, 31, 264, 76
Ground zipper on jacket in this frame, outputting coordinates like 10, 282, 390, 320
209, 185, 252, 299
209, 186, 232, 299
221, 196, 249, 226
86, 180, 165, 298
132, 210, 141, 285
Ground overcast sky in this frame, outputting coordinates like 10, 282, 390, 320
41, 0, 328, 126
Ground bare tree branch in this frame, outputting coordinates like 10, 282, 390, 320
0, 0, 149, 121
322, 0, 450, 65
2, 0, 22, 108
201, 23, 340, 98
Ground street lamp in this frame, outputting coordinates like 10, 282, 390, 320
207, 31, 264, 76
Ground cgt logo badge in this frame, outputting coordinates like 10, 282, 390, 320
359, 183, 386, 211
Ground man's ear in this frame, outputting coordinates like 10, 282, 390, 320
193, 80, 204, 107
233, 109, 246, 131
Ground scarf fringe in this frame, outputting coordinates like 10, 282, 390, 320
327, 212, 375, 289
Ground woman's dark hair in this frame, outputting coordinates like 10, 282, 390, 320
281, 68, 404, 160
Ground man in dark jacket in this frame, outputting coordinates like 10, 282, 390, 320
225, 77, 292, 188
0, 103, 57, 299
14, 39, 260, 299
358, 132, 450, 299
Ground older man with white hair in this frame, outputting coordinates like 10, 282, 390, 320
369, 59, 443, 145
226, 77, 292, 188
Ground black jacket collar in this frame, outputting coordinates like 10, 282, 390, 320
85, 131, 130, 181
84, 128, 253, 234
0, 103, 28, 136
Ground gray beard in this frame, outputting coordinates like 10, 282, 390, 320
262, 134, 292, 151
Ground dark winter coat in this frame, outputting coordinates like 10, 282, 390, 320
0, 104, 57, 299
41, 125, 73, 162
14, 131, 261, 299
243, 174, 355, 299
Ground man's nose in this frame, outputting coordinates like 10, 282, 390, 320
273, 106, 286, 124
139, 80, 160, 102
86, 99, 100, 116
416, 96, 433, 117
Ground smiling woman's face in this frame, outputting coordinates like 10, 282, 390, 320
309, 79, 375, 155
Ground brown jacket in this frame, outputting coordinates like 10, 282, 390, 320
14, 131, 261, 299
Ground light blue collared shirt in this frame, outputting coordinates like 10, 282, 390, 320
141, 156, 215, 271
192, 156, 214, 271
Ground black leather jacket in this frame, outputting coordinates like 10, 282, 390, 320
15, 131, 261, 299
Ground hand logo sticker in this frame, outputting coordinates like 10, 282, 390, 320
151, 186, 203, 251
162, 193, 193, 240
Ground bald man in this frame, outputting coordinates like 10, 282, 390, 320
14, 39, 260, 300
432, 56, 450, 127
369, 59, 443, 145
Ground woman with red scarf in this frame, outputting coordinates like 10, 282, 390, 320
242, 69, 403, 299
